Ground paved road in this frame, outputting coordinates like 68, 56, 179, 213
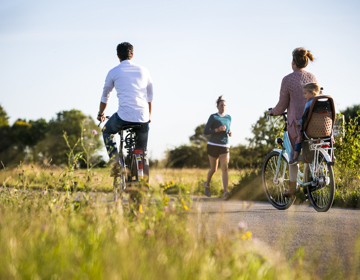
191, 197, 360, 276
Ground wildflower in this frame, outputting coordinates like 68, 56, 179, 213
252, 237, 260, 244
42, 190, 47, 195
164, 206, 169, 212
237, 221, 248, 231
170, 179, 175, 185
240, 231, 252, 241
183, 204, 189, 211
245, 231, 252, 240
55, 204, 60, 209
163, 197, 170, 205
145, 182, 150, 187
139, 204, 143, 213
145, 229, 153, 235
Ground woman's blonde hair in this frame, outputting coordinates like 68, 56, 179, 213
293, 47, 314, 69
303, 83, 323, 96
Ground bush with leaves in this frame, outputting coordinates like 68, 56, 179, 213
334, 111, 360, 189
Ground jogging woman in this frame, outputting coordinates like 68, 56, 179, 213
204, 96, 232, 200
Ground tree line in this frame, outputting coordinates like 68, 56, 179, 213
1, 104, 359, 169
0, 105, 102, 168
164, 105, 359, 169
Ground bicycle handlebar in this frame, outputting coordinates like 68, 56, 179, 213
97, 116, 110, 127
266, 108, 288, 123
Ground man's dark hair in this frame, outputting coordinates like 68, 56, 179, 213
117, 42, 133, 61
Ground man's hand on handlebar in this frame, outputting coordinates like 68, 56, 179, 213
97, 113, 106, 123
97, 114, 109, 127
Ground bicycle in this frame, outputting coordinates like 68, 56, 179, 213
99, 117, 147, 204
262, 110, 336, 212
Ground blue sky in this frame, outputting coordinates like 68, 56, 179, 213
1, 0, 359, 159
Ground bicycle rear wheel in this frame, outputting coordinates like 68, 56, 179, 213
306, 150, 335, 212
113, 155, 127, 201
130, 154, 138, 181
262, 151, 295, 210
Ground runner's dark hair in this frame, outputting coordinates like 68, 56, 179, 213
216, 96, 225, 106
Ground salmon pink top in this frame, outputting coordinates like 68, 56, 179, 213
269, 69, 318, 148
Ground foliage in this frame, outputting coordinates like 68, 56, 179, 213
189, 123, 209, 145
38, 110, 101, 166
0, 107, 102, 168
247, 112, 283, 149
0, 186, 305, 279
167, 112, 283, 169
166, 124, 209, 168
166, 144, 208, 168
334, 111, 360, 189
0, 105, 9, 126
230, 169, 267, 201
341, 104, 360, 125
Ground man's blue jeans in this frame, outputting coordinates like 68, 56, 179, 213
102, 112, 149, 178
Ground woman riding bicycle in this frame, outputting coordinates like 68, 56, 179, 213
268, 47, 318, 197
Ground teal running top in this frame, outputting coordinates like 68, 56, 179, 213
204, 113, 231, 146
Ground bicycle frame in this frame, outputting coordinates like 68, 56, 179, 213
272, 119, 335, 189
274, 131, 311, 188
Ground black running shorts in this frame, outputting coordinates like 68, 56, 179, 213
207, 144, 229, 158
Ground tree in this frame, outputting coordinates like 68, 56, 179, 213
247, 112, 283, 149
38, 110, 102, 166
341, 104, 360, 125
0, 109, 102, 167
189, 124, 209, 146
166, 144, 208, 168
166, 124, 209, 168
0, 105, 9, 126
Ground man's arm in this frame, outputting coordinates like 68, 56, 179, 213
98, 70, 114, 122
97, 102, 107, 122
148, 102, 152, 122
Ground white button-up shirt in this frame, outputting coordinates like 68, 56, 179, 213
101, 60, 153, 123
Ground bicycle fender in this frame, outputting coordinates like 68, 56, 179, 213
319, 149, 332, 163
272, 149, 289, 162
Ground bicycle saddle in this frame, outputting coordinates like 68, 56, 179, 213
121, 124, 142, 131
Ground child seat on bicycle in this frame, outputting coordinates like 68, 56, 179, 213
300, 95, 336, 163
301, 95, 336, 139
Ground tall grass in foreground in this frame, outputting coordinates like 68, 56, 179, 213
0, 188, 310, 279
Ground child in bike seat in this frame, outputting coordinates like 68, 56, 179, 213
289, 83, 323, 165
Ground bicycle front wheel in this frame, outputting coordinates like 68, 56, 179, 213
306, 150, 335, 212
262, 151, 295, 210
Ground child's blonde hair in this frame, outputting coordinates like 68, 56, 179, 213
303, 83, 323, 96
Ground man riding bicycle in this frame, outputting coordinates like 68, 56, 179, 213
97, 42, 153, 180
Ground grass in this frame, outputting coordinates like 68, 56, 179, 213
0, 165, 245, 196
0, 180, 308, 279
1, 165, 360, 278
2, 165, 360, 208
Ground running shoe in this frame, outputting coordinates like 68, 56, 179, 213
204, 182, 211, 197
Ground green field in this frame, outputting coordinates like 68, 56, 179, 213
0, 165, 360, 279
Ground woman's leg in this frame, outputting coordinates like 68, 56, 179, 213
289, 149, 299, 182
219, 153, 229, 193
285, 148, 298, 196
206, 155, 218, 186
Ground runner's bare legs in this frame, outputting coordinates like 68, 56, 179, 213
219, 153, 229, 193
206, 155, 218, 188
